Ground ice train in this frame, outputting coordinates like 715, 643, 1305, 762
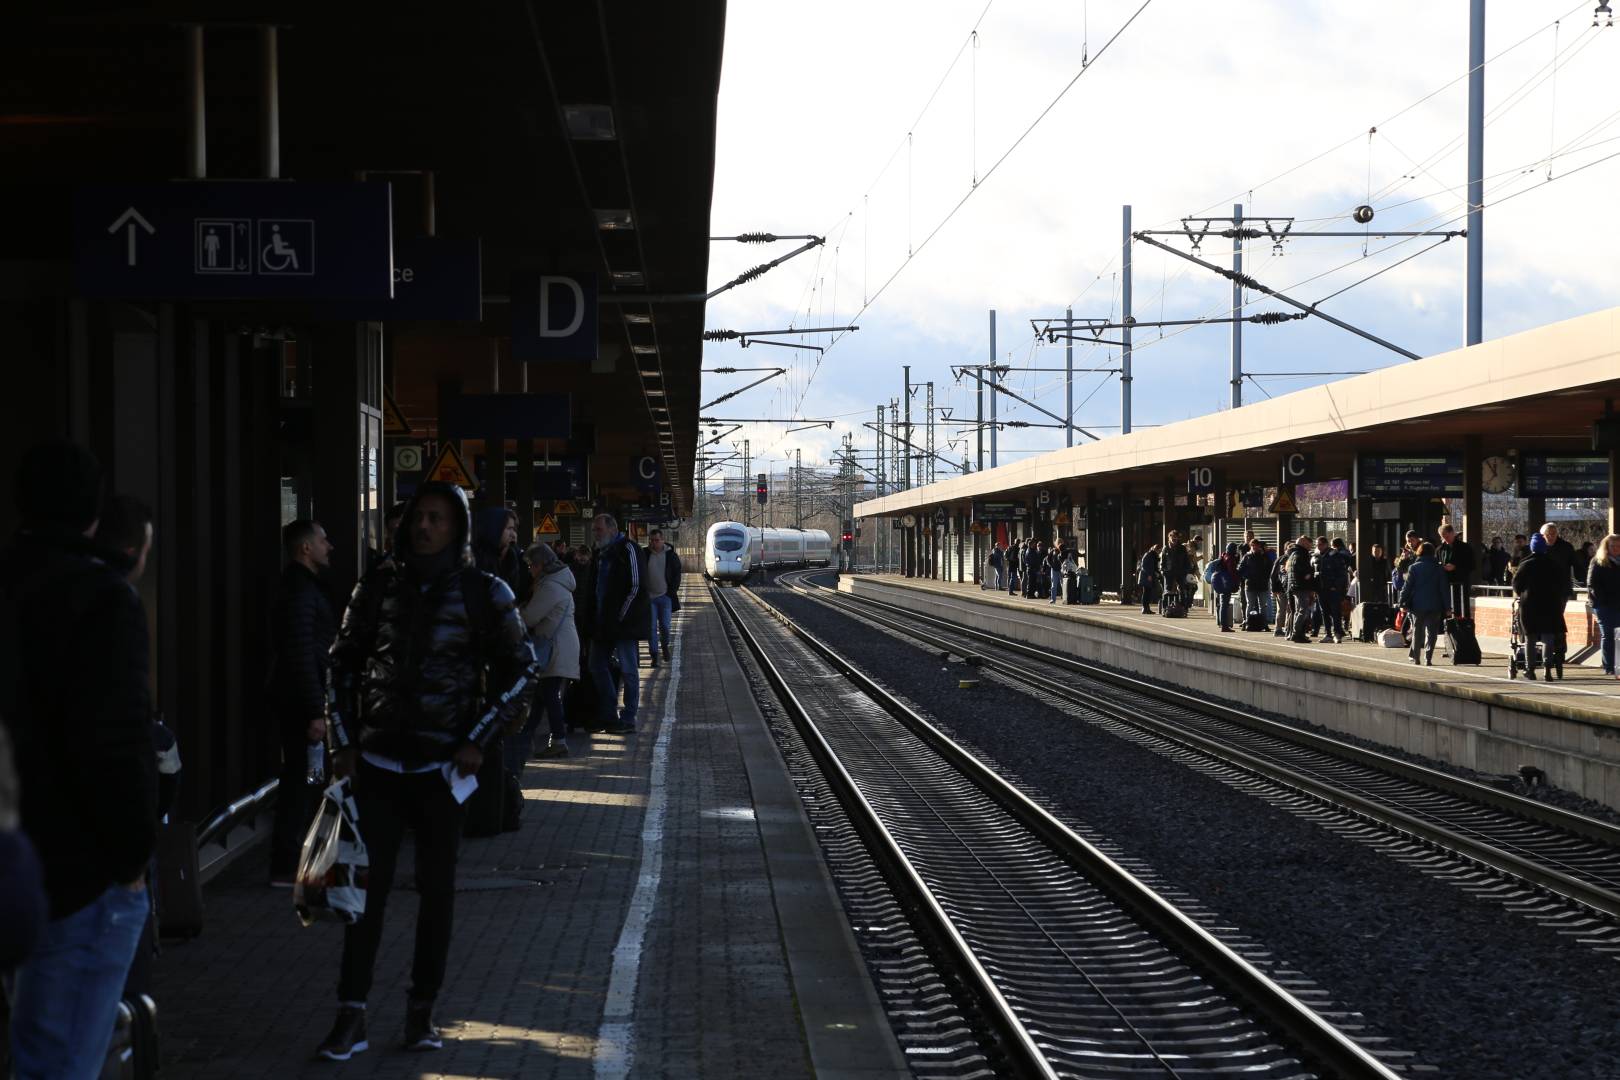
704, 521, 832, 583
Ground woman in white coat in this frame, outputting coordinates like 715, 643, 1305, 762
518, 542, 581, 759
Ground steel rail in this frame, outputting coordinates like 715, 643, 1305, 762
733, 579, 1400, 1080
711, 584, 1056, 1079
795, 574, 1620, 921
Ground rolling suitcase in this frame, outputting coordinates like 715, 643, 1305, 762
155, 820, 203, 940
1445, 616, 1482, 665
1244, 609, 1268, 632
1351, 601, 1394, 643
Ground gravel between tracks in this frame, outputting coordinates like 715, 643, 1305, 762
760, 576, 1620, 1080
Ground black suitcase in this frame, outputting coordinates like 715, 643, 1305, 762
1445, 616, 1482, 665
462, 742, 507, 839
155, 821, 202, 940
1244, 610, 1268, 632
1353, 601, 1395, 643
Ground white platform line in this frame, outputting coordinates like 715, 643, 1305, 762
593, 619, 683, 1080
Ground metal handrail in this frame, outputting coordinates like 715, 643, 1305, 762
196, 777, 279, 849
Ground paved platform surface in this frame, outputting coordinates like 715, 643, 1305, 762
854, 573, 1620, 729
153, 582, 904, 1079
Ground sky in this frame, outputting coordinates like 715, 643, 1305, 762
699, 1, 1620, 488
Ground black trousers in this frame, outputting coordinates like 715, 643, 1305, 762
270, 711, 320, 877
338, 760, 466, 1004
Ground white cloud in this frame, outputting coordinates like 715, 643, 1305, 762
701, 1, 1620, 477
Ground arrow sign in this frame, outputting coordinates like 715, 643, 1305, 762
107, 207, 155, 267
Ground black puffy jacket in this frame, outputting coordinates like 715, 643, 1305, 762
0, 529, 156, 918
1284, 544, 1317, 592
329, 482, 536, 768
1312, 548, 1349, 591
270, 562, 338, 721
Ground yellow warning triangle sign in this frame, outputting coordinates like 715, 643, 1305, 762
425, 442, 478, 491
382, 389, 413, 437
537, 514, 560, 535
553, 499, 578, 516
1268, 486, 1297, 514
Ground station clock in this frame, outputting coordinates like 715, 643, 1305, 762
1481, 454, 1515, 494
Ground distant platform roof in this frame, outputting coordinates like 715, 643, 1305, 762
856, 305, 1620, 516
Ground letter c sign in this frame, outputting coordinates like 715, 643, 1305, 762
1281, 451, 1315, 484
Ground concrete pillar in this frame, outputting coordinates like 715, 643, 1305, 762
1119, 482, 1132, 597
1528, 495, 1547, 538
514, 438, 535, 540
1353, 496, 1374, 590
485, 437, 507, 509
1162, 476, 1175, 547
1462, 434, 1483, 578
1610, 449, 1619, 536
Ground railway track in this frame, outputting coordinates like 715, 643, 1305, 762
713, 580, 1399, 1080
780, 570, 1620, 931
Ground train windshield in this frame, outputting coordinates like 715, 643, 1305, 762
714, 530, 746, 552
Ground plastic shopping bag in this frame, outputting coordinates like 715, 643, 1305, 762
293, 777, 369, 927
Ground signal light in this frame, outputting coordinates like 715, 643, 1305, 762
841, 531, 853, 545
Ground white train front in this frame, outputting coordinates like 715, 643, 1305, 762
704, 522, 833, 582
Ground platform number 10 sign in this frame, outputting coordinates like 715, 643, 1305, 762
1187, 465, 1217, 495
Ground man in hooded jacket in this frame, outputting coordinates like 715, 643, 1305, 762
587, 513, 649, 735
318, 481, 536, 1061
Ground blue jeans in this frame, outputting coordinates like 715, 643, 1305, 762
590, 639, 640, 729
1596, 605, 1620, 674
506, 676, 568, 773
7, 882, 149, 1080
1320, 588, 1345, 639
649, 595, 673, 657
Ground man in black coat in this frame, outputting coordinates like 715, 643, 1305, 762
587, 513, 648, 735
319, 482, 536, 1060
268, 519, 338, 886
1435, 524, 1476, 617
0, 442, 156, 1079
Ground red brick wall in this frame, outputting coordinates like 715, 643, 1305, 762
1473, 597, 1592, 642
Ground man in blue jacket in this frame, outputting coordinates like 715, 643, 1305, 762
1398, 542, 1450, 666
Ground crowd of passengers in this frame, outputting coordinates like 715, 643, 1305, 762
980, 522, 1620, 675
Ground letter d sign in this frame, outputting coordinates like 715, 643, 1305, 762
512, 271, 599, 362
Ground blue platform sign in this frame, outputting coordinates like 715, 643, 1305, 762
1519, 454, 1609, 497
74, 182, 392, 300
632, 454, 662, 496
443, 394, 572, 440
1356, 454, 1464, 497
511, 272, 599, 362
310, 237, 481, 320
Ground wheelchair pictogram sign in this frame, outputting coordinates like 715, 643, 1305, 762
257, 219, 314, 276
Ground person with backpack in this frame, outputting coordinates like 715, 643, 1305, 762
1206, 542, 1241, 631
587, 514, 648, 736
0, 442, 156, 1080
318, 481, 537, 1060
1159, 532, 1192, 616
1046, 541, 1066, 605
986, 543, 1004, 591
1136, 545, 1161, 614
1513, 532, 1570, 680
517, 542, 580, 760
1586, 534, 1620, 676
1237, 539, 1272, 630
1399, 542, 1450, 666
1312, 537, 1351, 644
1283, 535, 1319, 642
644, 529, 682, 668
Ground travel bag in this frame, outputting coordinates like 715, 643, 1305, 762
1244, 610, 1268, 633
1351, 601, 1395, 643
1379, 628, 1406, 648
154, 819, 203, 940
1445, 616, 1482, 665
104, 994, 160, 1079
